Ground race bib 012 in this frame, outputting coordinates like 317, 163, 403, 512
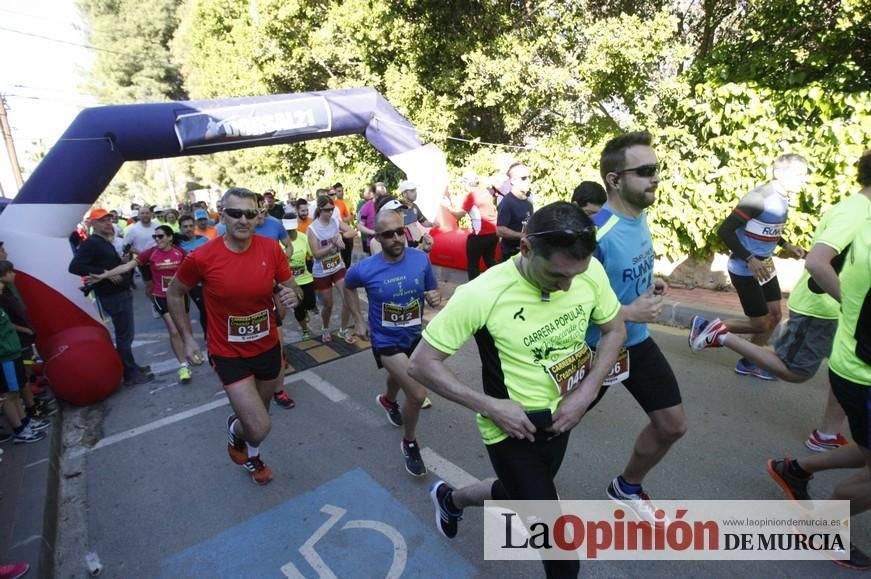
227, 309, 270, 343
381, 300, 422, 328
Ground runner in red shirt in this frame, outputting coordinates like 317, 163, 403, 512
87, 224, 194, 384
167, 188, 302, 485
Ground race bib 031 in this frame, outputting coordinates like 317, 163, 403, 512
227, 309, 270, 343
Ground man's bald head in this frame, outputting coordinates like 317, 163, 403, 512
376, 207, 403, 232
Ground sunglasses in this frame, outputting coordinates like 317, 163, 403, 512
152, 234, 167, 240
526, 227, 597, 244
223, 208, 259, 220
616, 164, 659, 178
321, 206, 335, 212
517, 175, 530, 181
377, 227, 407, 241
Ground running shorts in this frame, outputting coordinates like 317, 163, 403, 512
209, 342, 282, 387
773, 312, 837, 378
729, 272, 782, 318
372, 337, 421, 370
830, 368, 871, 448
0, 357, 25, 394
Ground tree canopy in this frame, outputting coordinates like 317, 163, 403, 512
78, 0, 870, 257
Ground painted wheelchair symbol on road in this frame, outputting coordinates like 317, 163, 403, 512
281, 504, 407, 579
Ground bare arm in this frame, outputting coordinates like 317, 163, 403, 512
496, 225, 524, 241
409, 340, 536, 441
805, 243, 841, 302
85, 259, 138, 282
308, 229, 337, 259
551, 314, 626, 433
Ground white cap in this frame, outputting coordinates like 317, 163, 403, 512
282, 218, 298, 230
398, 180, 417, 193
380, 199, 403, 212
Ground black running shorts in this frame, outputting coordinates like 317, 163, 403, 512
209, 342, 282, 387
588, 337, 682, 413
729, 271, 782, 318
372, 337, 421, 370
151, 295, 188, 317
830, 368, 871, 448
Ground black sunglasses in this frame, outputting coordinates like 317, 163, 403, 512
377, 227, 406, 241
526, 227, 597, 244
224, 208, 259, 220
152, 234, 167, 240
616, 164, 659, 178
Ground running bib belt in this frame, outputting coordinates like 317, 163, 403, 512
228, 309, 270, 342
381, 300, 421, 328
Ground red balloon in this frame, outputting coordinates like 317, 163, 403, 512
42, 326, 123, 405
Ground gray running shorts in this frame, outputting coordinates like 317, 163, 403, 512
774, 312, 837, 378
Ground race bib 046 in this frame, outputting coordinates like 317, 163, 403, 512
381, 301, 421, 328
227, 309, 270, 343
546, 344, 592, 396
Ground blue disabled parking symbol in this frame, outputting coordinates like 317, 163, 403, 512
159, 468, 476, 578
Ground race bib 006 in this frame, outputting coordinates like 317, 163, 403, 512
227, 309, 270, 342
381, 301, 422, 328
546, 344, 592, 396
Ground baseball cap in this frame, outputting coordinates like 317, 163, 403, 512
89, 208, 111, 221
380, 199, 403, 212
194, 209, 208, 220
398, 180, 417, 193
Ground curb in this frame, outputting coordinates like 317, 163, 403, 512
40, 407, 63, 578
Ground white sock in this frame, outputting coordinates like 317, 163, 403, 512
179, 361, 189, 369
716, 332, 729, 346
816, 430, 837, 441
246, 443, 260, 458
228, 418, 239, 437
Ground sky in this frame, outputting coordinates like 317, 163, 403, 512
0, 0, 97, 197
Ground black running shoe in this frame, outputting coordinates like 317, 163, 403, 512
834, 545, 871, 571
767, 458, 811, 501
376, 394, 403, 427
401, 439, 427, 477
430, 480, 462, 538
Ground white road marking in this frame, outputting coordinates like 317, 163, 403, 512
420, 447, 480, 489
25, 458, 49, 469
131, 339, 160, 348
68, 397, 229, 458
149, 358, 182, 375
293, 370, 348, 402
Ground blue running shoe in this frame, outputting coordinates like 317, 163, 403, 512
735, 359, 776, 381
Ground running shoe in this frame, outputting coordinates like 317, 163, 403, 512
735, 359, 777, 381
430, 480, 462, 538
766, 458, 811, 501
0, 562, 30, 579
242, 455, 273, 485
226, 415, 247, 465
688, 316, 728, 352
833, 545, 871, 571
805, 430, 850, 452
337, 328, 356, 344
178, 366, 192, 384
321, 329, 333, 343
376, 394, 403, 427
27, 418, 51, 433
28, 401, 56, 419
125, 369, 155, 386
421, 397, 433, 409
35, 398, 57, 415
301, 330, 312, 341
607, 477, 668, 527
273, 390, 296, 409
13, 426, 45, 444
401, 439, 427, 477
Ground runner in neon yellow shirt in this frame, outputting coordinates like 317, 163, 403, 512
410, 201, 625, 579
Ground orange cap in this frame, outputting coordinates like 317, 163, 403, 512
89, 208, 110, 221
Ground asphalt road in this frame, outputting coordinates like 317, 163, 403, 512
54, 290, 862, 579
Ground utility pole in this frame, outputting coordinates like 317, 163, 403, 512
0, 94, 25, 196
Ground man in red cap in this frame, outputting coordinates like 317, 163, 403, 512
69, 208, 154, 385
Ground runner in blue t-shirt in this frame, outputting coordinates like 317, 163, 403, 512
583, 131, 687, 528
344, 210, 440, 477
178, 214, 209, 343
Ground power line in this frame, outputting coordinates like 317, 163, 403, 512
0, 25, 129, 56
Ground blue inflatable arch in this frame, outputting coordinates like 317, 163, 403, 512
0, 87, 450, 340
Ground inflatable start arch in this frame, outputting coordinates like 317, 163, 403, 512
0, 87, 462, 403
